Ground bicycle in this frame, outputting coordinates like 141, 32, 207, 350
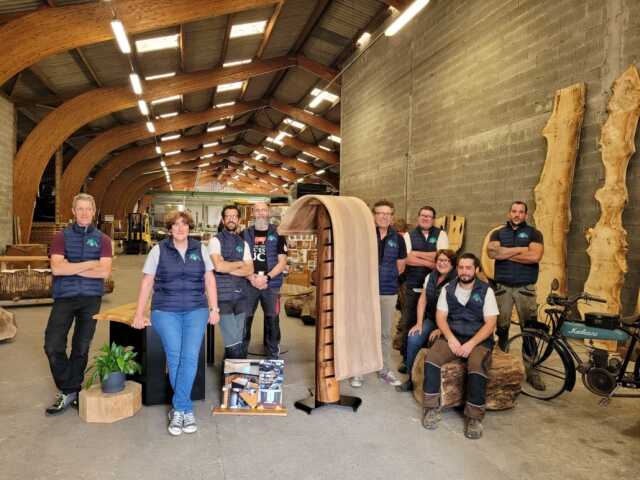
505, 279, 640, 403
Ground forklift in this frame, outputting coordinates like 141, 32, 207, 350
125, 212, 151, 254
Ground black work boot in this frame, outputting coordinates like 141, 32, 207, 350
496, 327, 510, 352
395, 379, 414, 392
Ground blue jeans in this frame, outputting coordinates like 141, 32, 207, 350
406, 318, 436, 380
151, 308, 208, 413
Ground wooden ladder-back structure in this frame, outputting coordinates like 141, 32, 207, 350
279, 195, 382, 413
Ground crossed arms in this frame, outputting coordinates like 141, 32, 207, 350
50, 255, 112, 279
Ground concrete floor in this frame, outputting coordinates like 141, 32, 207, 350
1, 255, 639, 480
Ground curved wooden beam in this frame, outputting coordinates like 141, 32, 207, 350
229, 153, 298, 182
89, 126, 247, 207
0, 0, 280, 85
44, 102, 262, 238
269, 99, 340, 136
249, 125, 339, 164
251, 145, 315, 175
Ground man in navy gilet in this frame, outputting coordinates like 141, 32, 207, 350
351, 200, 406, 388
487, 201, 544, 389
208, 205, 254, 359
44, 193, 113, 415
242, 202, 287, 359
422, 253, 498, 440
398, 206, 449, 373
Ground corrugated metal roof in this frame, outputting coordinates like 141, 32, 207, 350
183, 17, 227, 72
262, 0, 315, 58
0, 0, 41, 14
321, 0, 382, 40
32, 51, 94, 97
80, 40, 131, 88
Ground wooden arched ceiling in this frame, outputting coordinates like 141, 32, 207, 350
0, 0, 281, 85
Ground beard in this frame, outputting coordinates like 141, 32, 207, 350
224, 222, 237, 232
459, 275, 475, 285
254, 218, 269, 230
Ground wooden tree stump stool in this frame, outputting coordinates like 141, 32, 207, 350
412, 348, 524, 410
79, 381, 142, 423
0, 307, 17, 342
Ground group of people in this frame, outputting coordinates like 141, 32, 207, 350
44, 194, 287, 437
362, 200, 543, 439
43, 192, 544, 441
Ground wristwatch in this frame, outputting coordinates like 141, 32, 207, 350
266, 273, 272, 281
209, 306, 220, 313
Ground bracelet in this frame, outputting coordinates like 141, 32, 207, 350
209, 306, 220, 313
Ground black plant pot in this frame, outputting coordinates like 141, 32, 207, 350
101, 372, 126, 394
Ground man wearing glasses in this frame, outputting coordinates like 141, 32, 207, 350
351, 200, 407, 388
398, 206, 449, 373
208, 205, 254, 359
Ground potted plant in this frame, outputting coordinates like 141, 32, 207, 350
85, 342, 142, 394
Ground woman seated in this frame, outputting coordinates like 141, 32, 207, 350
132, 210, 219, 436
397, 249, 457, 392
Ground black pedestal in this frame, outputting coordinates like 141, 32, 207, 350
294, 394, 362, 414
109, 322, 206, 406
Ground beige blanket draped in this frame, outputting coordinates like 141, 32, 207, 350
278, 195, 382, 380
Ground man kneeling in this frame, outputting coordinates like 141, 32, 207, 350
422, 253, 498, 439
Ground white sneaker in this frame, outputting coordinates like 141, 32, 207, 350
168, 409, 184, 436
378, 370, 402, 387
350, 376, 364, 388
182, 412, 198, 434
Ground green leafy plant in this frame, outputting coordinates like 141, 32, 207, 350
84, 342, 142, 389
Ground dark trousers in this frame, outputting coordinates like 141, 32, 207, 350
423, 337, 493, 419
243, 285, 281, 358
400, 284, 422, 361
44, 296, 102, 394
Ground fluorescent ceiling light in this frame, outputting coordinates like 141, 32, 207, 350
207, 125, 226, 132
146, 121, 155, 133
215, 101, 236, 108
201, 153, 214, 159
165, 150, 181, 156
145, 72, 176, 81
169, 184, 173, 191
161, 133, 181, 141
385, 0, 430, 37
283, 184, 288, 188
302, 151, 318, 159
264, 146, 275, 152
316, 169, 326, 175
223, 59, 252, 68
254, 153, 266, 160
110, 20, 131, 54
296, 156, 308, 163
269, 172, 279, 178
310, 88, 339, 103
259, 179, 268, 184
296, 178, 303, 183
160, 160, 166, 167
266, 136, 284, 146
283, 118, 305, 129
137, 100, 149, 115
356, 32, 371, 47
136, 34, 179, 53
328, 135, 342, 144
203, 142, 219, 148
155, 146, 162, 154
233, 175, 240, 180
243, 165, 251, 171
217, 81, 244, 92
319, 145, 332, 151
229, 20, 267, 39
151, 95, 181, 105
129, 74, 143, 95
157, 112, 178, 119
198, 162, 210, 168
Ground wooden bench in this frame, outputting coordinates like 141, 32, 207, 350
411, 348, 525, 410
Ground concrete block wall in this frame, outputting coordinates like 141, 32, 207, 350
341, 0, 640, 313
0, 94, 15, 253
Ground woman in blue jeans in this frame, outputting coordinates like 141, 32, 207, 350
396, 249, 457, 392
133, 210, 219, 436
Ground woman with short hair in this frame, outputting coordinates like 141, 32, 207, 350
397, 249, 457, 392
133, 210, 219, 436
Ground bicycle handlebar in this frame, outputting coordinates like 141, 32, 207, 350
546, 291, 607, 307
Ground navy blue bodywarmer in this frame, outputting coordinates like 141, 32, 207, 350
243, 224, 283, 290
215, 230, 247, 302
404, 226, 441, 289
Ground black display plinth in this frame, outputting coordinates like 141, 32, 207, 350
109, 322, 206, 406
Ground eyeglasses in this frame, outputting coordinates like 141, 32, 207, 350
374, 211, 392, 217
224, 215, 239, 220
419, 214, 434, 219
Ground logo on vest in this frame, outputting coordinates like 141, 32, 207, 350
188, 252, 200, 262
428, 237, 437, 244
471, 292, 483, 303
235, 245, 244, 254
388, 240, 397, 248
517, 232, 529, 239
267, 234, 277, 241
86, 238, 99, 248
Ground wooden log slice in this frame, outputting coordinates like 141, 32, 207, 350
0, 307, 17, 342
480, 225, 503, 281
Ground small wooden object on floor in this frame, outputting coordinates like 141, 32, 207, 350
412, 348, 524, 410
79, 381, 142, 423
0, 307, 17, 342
212, 406, 288, 416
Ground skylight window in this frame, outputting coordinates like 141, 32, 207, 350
319, 145, 332, 151
161, 134, 181, 141
151, 95, 181, 105
217, 82, 244, 92
145, 72, 176, 81
136, 34, 179, 53
223, 59, 252, 68
283, 118, 306, 130
203, 142, 219, 148
207, 125, 226, 132
328, 135, 342, 144
215, 101, 236, 108
309, 88, 339, 108
201, 153, 214, 159
157, 112, 178, 119
229, 21, 267, 39
165, 150, 181, 156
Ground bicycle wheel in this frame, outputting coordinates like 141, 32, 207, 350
506, 330, 570, 400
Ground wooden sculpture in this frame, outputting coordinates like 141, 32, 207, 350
432, 215, 465, 252
581, 65, 640, 318
278, 195, 382, 413
480, 225, 502, 280
534, 83, 586, 305
0, 307, 17, 342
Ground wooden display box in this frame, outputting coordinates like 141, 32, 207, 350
79, 381, 142, 423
